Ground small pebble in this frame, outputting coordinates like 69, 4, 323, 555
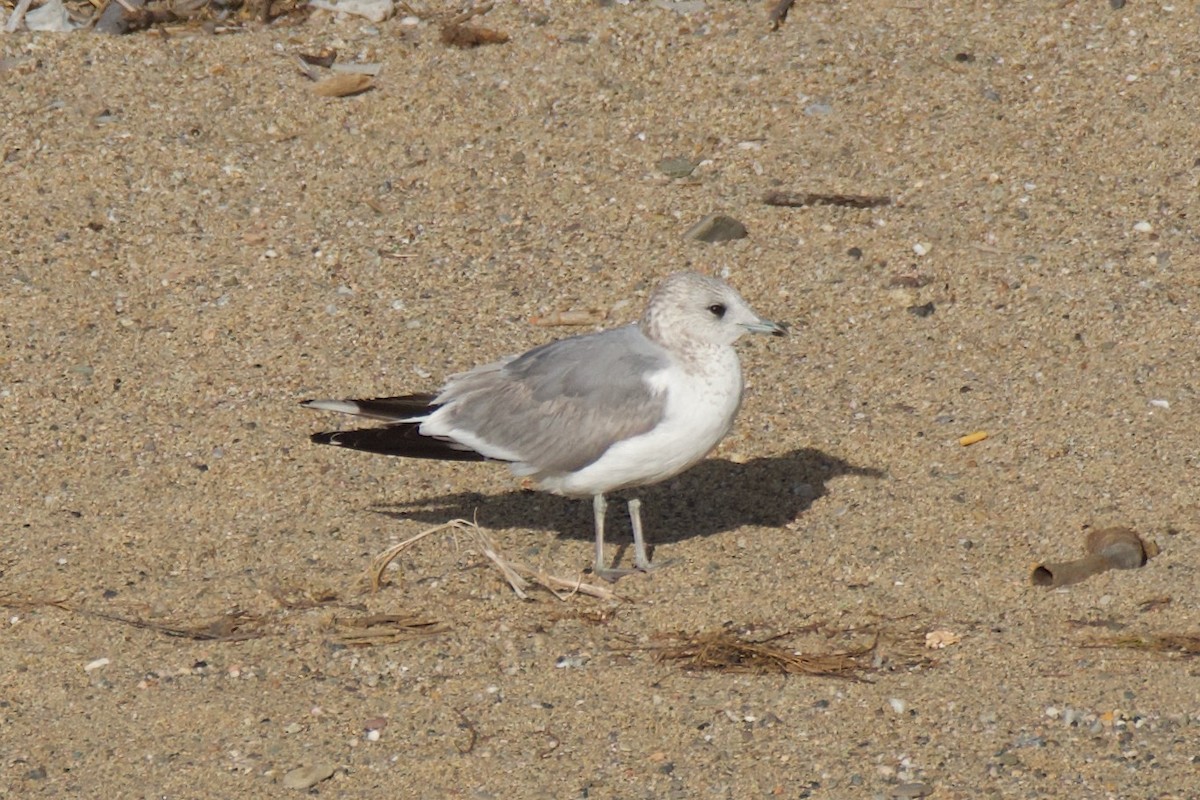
554, 654, 588, 669
282, 763, 335, 790
84, 657, 110, 672
888, 698, 906, 714
683, 213, 748, 243
891, 783, 933, 799
657, 156, 696, 179
1133, 221, 1153, 233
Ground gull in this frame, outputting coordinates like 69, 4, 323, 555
302, 271, 786, 579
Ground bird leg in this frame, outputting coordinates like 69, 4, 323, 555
591, 495, 674, 581
592, 493, 608, 573
629, 498, 673, 572
591, 493, 637, 581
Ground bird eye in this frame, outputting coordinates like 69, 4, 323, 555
707, 303, 727, 318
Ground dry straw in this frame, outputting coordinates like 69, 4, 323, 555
369, 518, 617, 602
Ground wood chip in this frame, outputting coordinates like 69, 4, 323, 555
440, 22, 509, 48
529, 309, 607, 327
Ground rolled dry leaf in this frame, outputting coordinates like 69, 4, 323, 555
1031, 553, 1111, 588
1031, 526, 1152, 588
313, 73, 372, 98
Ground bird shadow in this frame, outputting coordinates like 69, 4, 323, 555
371, 448, 885, 552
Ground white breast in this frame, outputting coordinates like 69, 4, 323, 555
539, 346, 744, 497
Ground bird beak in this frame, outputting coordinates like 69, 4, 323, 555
741, 319, 789, 337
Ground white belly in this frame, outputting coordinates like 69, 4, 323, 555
538, 349, 744, 497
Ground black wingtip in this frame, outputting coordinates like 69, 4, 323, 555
307, 424, 489, 462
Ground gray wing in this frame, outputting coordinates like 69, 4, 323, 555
433, 325, 671, 476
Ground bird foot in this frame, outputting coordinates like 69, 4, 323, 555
591, 565, 641, 583
591, 557, 677, 583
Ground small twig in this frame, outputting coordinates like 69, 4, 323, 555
642, 626, 884, 679
529, 309, 607, 328
295, 56, 319, 82
969, 243, 1012, 255
450, 0, 492, 24
370, 518, 617, 601
370, 520, 458, 592
473, 526, 532, 599
763, 190, 892, 209
269, 585, 340, 610
334, 613, 444, 645
768, 0, 796, 31
1083, 633, 1200, 656
86, 608, 264, 641
5, 0, 35, 33
1138, 596, 1172, 613
453, 708, 478, 754
0, 594, 71, 612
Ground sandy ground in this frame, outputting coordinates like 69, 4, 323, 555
4, 2, 1200, 797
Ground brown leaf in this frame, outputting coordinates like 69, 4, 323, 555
313, 74, 372, 98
